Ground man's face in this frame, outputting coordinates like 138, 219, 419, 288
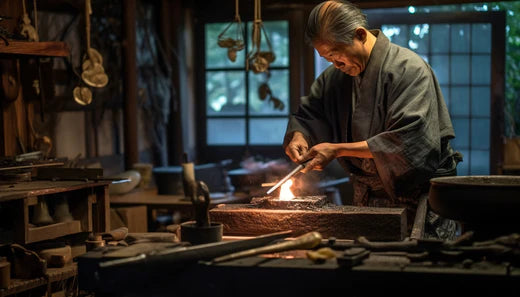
314, 39, 370, 76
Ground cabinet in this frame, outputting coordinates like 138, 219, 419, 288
0, 180, 111, 296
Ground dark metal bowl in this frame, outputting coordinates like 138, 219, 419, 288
428, 175, 520, 223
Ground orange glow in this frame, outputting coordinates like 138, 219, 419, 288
279, 179, 295, 201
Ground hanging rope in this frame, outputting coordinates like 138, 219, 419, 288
217, 0, 245, 62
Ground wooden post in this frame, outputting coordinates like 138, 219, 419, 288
122, 0, 139, 169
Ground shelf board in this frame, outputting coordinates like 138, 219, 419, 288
0, 40, 69, 57
27, 220, 82, 243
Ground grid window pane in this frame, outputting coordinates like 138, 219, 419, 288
205, 20, 289, 146
471, 118, 490, 150
431, 55, 450, 84
248, 70, 289, 115
471, 55, 491, 84
440, 86, 451, 110
470, 149, 489, 175
207, 118, 245, 145
205, 23, 246, 68
408, 24, 429, 54
431, 24, 450, 53
471, 87, 490, 117
451, 55, 470, 84
259, 21, 289, 67
206, 71, 246, 116
452, 118, 470, 149
451, 24, 470, 53
451, 87, 470, 117
457, 149, 470, 176
249, 118, 288, 145
382, 25, 408, 47
472, 23, 491, 54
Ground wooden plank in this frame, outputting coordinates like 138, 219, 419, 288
27, 221, 81, 243
0, 181, 111, 203
0, 41, 69, 57
210, 204, 407, 241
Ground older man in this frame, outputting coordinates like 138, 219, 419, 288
284, 0, 462, 239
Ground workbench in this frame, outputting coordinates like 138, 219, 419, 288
109, 188, 251, 230
78, 243, 520, 297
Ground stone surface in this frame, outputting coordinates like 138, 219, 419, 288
209, 203, 407, 241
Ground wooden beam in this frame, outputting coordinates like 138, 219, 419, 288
0, 41, 69, 57
122, 0, 139, 170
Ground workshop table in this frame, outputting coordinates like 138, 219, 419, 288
109, 188, 251, 230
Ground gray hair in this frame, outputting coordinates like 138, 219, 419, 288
305, 0, 368, 45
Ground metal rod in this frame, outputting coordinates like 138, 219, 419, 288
212, 231, 323, 263
266, 161, 308, 195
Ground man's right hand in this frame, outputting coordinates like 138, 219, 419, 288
285, 131, 308, 163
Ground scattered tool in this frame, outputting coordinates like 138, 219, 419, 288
212, 231, 323, 263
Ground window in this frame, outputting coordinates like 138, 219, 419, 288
204, 21, 290, 147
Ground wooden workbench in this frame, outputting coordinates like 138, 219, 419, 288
109, 188, 251, 228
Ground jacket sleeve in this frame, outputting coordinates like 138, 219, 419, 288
283, 69, 336, 149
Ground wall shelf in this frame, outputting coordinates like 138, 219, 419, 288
0, 40, 69, 57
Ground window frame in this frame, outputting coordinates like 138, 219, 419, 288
195, 9, 314, 164
367, 11, 506, 174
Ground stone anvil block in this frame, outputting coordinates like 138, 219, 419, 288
209, 198, 407, 241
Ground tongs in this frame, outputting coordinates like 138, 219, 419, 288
266, 160, 310, 195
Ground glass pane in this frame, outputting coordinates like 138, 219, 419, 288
408, 24, 429, 54
207, 118, 245, 145
431, 24, 450, 53
206, 71, 245, 116
451, 55, 470, 84
249, 118, 288, 145
471, 87, 490, 117
382, 25, 408, 47
456, 149, 470, 176
431, 55, 449, 84
471, 118, 490, 150
471, 55, 491, 84
205, 23, 246, 68
451, 87, 470, 116
472, 23, 491, 54
452, 118, 470, 149
470, 149, 489, 175
249, 70, 289, 115
314, 49, 332, 78
440, 86, 450, 110
246, 21, 289, 68
451, 24, 470, 53
261, 21, 289, 67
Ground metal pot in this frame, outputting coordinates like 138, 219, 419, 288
428, 175, 520, 223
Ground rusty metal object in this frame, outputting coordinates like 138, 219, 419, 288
428, 175, 520, 223
97, 230, 293, 270
212, 231, 322, 263
180, 181, 223, 245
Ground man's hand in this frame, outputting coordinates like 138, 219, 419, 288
285, 131, 309, 163
300, 143, 337, 173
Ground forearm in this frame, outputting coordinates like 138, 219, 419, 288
333, 141, 374, 159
